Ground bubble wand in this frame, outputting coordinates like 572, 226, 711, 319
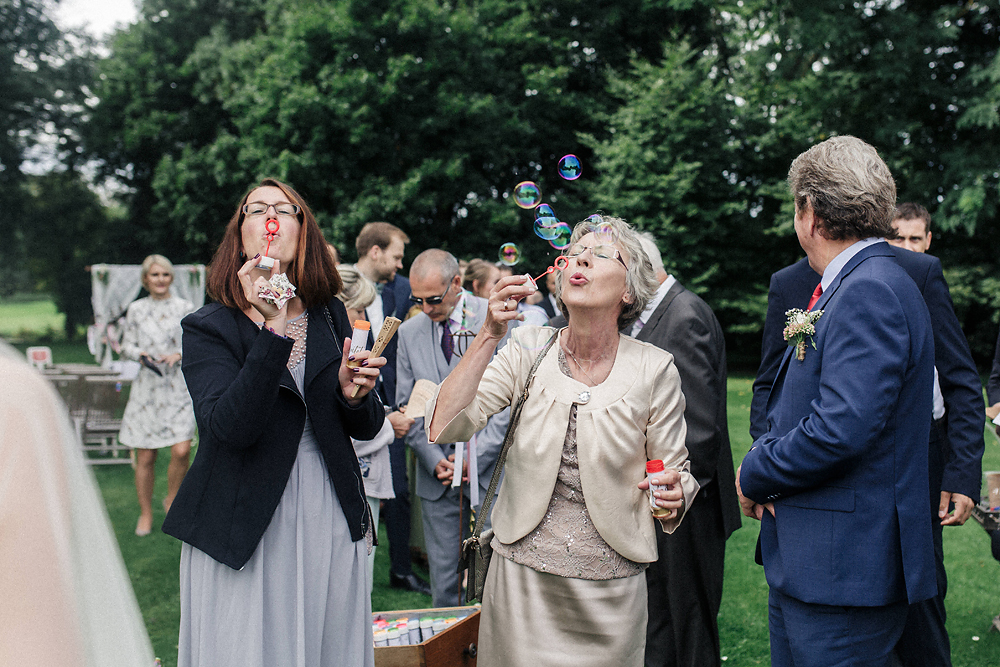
522, 255, 568, 292
256, 218, 280, 270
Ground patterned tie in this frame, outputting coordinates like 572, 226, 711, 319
807, 282, 823, 311
441, 319, 454, 364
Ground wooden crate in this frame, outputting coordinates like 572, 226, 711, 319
374, 605, 480, 667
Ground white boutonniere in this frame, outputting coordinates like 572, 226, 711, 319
783, 308, 823, 361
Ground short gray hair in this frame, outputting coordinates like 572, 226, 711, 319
637, 232, 665, 275
788, 135, 897, 241
555, 215, 657, 331
336, 265, 377, 311
410, 249, 460, 285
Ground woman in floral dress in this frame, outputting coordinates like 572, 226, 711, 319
119, 254, 196, 536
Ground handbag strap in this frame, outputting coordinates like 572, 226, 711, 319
470, 330, 559, 539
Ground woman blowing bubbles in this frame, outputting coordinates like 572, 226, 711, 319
162, 179, 386, 667
428, 216, 699, 667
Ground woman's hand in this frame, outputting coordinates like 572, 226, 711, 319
159, 353, 182, 367
638, 469, 685, 522
338, 337, 386, 405
237, 255, 287, 333
483, 274, 537, 339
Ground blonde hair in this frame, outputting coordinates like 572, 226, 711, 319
141, 254, 174, 288
336, 265, 377, 311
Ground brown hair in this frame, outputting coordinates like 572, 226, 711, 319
355, 222, 409, 259
207, 178, 342, 309
894, 202, 932, 234
462, 258, 499, 297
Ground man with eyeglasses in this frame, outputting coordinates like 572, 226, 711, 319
352, 222, 429, 595
395, 249, 510, 607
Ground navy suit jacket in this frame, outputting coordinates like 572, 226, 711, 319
377, 273, 411, 409
741, 242, 937, 606
750, 248, 984, 500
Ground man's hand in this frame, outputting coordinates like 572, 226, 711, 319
433, 453, 469, 486
387, 410, 414, 439
940, 491, 975, 526
735, 463, 774, 520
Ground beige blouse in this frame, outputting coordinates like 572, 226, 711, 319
429, 326, 699, 564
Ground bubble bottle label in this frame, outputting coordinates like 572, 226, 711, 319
646, 459, 674, 519
347, 319, 371, 369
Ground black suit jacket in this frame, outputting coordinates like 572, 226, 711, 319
377, 274, 411, 409
751, 249, 984, 500
163, 299, 384, 569
637, 281, 742, 538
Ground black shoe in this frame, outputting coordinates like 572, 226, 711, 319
390, 572, 431, 596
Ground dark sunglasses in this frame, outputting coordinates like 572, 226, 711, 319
409, 283, 452, 306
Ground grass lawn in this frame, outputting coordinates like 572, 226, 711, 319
4, 300, 999, 663
0, 296, 64, 338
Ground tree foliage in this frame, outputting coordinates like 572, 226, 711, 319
25, 0, 999, 359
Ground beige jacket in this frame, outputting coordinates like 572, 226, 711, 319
429, 326, 699, 564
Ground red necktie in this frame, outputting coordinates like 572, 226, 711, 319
807, 282, 823, 311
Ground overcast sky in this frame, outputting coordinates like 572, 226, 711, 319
55, 0, 138, 38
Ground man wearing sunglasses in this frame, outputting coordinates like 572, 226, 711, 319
396, 249, 511, 607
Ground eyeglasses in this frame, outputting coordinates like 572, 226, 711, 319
564, 243, 627, 268
409, 283, 453, 306
242, 201, 301, 217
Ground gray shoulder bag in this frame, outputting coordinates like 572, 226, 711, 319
458, 331, 558, 603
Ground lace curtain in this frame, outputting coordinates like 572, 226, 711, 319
88, 264, 206, 365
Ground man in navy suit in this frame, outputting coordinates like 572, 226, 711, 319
738, 136, 937, 666
750, 203, 985, 666
355, 222, 430, 595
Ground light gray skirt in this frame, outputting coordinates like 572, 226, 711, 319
177, 432, 373, 667
478, 554, 647, 667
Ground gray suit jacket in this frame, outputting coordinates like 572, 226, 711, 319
636, 281, 742, 539
395, 293, 508, 501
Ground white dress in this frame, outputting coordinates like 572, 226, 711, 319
119, 295, 196, 449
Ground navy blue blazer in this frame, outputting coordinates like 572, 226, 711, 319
750, 248, 984, 500
377, 274, 411, 409
741, 242, 937, 606
163, 299, 385, 570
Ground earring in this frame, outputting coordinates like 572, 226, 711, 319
239, 250, 245, 259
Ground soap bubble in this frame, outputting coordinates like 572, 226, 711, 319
548, 222, 573, 249
534, 216, 561, 240
513, 182, 541, 209
498, 243, 521, 266
534, 203, 555, 219
558, 154, 582, 180
585, 215, 618, 245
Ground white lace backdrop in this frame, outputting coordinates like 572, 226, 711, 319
88, 264, 206, 365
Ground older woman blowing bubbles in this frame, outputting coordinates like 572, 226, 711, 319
428, 216, 699, 667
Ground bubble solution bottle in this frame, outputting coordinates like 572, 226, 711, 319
645, 459, 675, 519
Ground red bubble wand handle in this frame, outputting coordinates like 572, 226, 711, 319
257, 219, 280, 269
264, 218, 279, 257
532, 255, 568, 286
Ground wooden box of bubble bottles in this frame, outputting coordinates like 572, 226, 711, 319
373, 605, 480, 667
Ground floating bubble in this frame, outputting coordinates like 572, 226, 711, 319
586, 215, 618, 245
558, 154, 582, 180
534, 216, 561, 240
548, 222, 573, 249
498, 242, 521, 266
513, 181, 541, 209
534, 203, 555, 219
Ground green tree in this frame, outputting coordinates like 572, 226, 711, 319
88, 0, 728, 271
